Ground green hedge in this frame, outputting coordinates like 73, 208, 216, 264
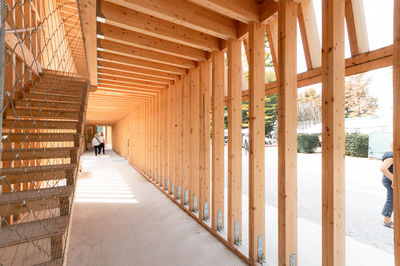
345, 133, 369, 157
297, 134, 320, 153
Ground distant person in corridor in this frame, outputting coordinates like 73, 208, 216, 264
380, 141, 394, 228
99, 132, 105, 154
92, 134, 101, 156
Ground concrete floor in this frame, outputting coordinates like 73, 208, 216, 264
66, 150, 245, 266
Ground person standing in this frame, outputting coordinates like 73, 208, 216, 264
380, 141, 394, 228
99, 132, 105, 154
92, 134, 101, 156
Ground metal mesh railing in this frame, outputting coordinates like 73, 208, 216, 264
0, 0, 88, 265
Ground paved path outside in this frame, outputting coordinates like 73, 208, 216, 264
66, 150, 245, 266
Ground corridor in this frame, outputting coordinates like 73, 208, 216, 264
66, 151, 245, 266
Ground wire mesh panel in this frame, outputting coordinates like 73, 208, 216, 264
0, 0, 88, 265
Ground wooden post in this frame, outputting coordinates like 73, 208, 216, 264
248, 22, 266, 263
393, 0, 400, 264
321, 0, 346, 265
199, 60, 211, 220
182, 74, 190, 205
175, 78, 183, 199
278, 1, 298, 265
212, 51, 225, 231
227, 38, 242, 245
189, 67, 200, 212
170, 84, 176, 195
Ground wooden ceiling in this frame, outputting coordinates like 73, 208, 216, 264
82, 0, 279, 125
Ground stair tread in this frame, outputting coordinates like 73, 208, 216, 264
0, 216, 68, 248
0, 164, 77, 174
3, 133, 80, 142
0, 185, 74, 205
2, 119, 79, 130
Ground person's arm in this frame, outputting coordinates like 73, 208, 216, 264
380, 157, 394, 181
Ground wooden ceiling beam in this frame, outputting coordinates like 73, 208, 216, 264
98, 39, 196, 69
96, 86, 158, 95
186, 0, 259, 23
97, 51, 187, 75
260, 0, 279, 24
103, 0, 237, 39
98, 83, 161, 93
98, 0, 220, 52
98, 61, 180, 80
98, 23, 208, 61
97, 67, 173, 85
98, 74, 167, 88
98, 79, 163, 91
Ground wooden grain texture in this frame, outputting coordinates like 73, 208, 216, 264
321, 0, 346, 265
278, 1, 298, 265
227, 38, 242, 244
248, 22, 265, 263
211, 51, 225, 231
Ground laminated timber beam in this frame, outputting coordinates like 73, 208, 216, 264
97, 0, 220, 52
321, 0, 346, 265
98, 74, 167, 88
97, 23, 208, 61
278, 1, 298, 265
97, 39, 196, 69
103, 0, 237, 39
98, 61, 180, 80
98, 79, 164, 91
98, 51, 187, 75
393, 0, 400, 263
96, 86, 158, 96
345, 0, 369, 56
187, 0, 259, 23
97, 68, 173, 85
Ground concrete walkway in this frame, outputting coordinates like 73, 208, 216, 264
66, 151, 245, 266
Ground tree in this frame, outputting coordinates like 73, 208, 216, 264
345, 74, 378, 118
265, 94, 278, 136
297, 88, 321, 128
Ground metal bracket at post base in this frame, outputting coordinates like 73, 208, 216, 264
193, 195, 198, 213
234, 221, 242, 246
160, 176, 163, 187
258, 234, 266, 266
177, 186, 181, 200
217, 210, 223, 232
184, 190, 189, 206
170, 182, 174, 196
165, 179, 168, 191
290, 254, 296, 266
203, 202, 209, 221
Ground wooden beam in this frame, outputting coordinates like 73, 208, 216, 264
98, 74, 167, 88
96, 86, 158, 95
321, 0, 346, 265
98, 61, 180, 80
103, 0, 236, 39
211, 51, 225, 231
260, 0, 279, 24
98, 39, 196, 69
227, 38, 242, 245
278, 1, 298, 265
98, 23, 208, 61
199, 60, 211, 221
175, 78, 183, 200
186, 0, 259, 23
266, 17, 279, 79
182, 74, 190, 205
345, 0, 369, 56
98, 0, 220, 52
97, 67, 173, 84
393, 0, 400, 264
248, 22, 265, 264
98, 51, 186, 75
97, 81, 162, 92
298, 0, 321, 70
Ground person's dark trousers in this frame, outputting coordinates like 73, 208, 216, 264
382, 177, 393, 217
100, 143, 105, 154
94, 145, 99, 156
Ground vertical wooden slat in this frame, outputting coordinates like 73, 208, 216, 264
189, 68, 200, 211
212, 51, 225, 231
164, 86, 170, 188
321, 0, 346, 265
182, 74, 190, 205
169, 85, 176, 192
278, 0, 298, 265
248, 22, 266, 263
393, 0, 400, 264
227, 38, 242, 244
175, 78, 183, 199
199, 60, 211, 220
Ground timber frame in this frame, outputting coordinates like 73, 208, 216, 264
82, 0, 400, 265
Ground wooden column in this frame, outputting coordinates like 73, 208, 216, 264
160, 89, 164, 185
278, 1, 298, 265
163, 87, 169, 188
227, 38, 242, 245
189, 67, 200, 211
199, 60, 211, 220
393, 0, 400, 264
248, 22, 266, 263
175, 78, 183, 199
169, 85, 176, 193
182, 74, 190, 205
212, 51, 225, 231
321, 0, 346, 265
